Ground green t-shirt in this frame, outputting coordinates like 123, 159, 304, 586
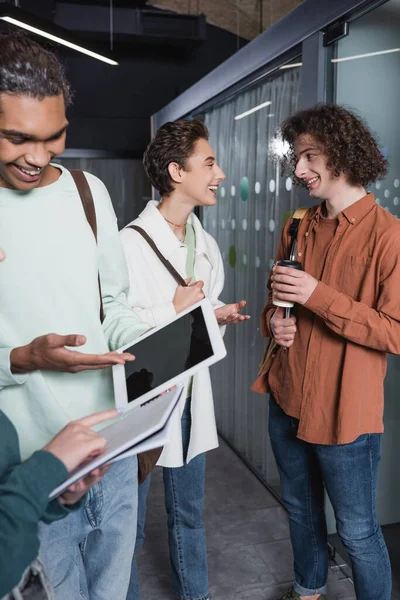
184, 224, 196, 397
184, 223, 196, 283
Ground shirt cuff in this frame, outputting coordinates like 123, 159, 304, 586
32, 451, 84, 522
0, 348, 29, 388
27, 450, 69, 496
261, 307, 276, 338
304, 281, 340, 316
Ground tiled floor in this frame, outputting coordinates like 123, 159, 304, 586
136, 438, 356, 600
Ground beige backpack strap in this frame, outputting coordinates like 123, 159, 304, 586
292, 207, 309, 220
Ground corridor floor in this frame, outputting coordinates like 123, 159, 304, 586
136, 438, 356, 599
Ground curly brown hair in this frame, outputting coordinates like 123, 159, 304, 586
279, 104, 388, 188
0, 32, 72, 109
143, 119, 209, 197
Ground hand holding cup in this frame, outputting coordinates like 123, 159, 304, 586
271, 261, 318, 307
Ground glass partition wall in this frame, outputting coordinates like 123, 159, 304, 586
196, 65, 302, 495
57, 158, 151, 228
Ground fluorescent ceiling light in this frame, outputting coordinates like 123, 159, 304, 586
234, 101, 272, 120
0, 5, 118, 65
332, 48, 400, 63
280, 62, 303, 69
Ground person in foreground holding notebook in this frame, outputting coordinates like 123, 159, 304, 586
0, 405, 117, 600
252, 104, 398, 600
120, 119, 250, 600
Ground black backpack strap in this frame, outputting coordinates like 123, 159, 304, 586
127, 225, 188, 288
288, 207, 309, 261
69, 169, 105, 323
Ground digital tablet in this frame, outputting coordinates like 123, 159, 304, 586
112, 298, 226, 411
49, 387, 183, 500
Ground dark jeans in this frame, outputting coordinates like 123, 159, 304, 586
269, 397, 391, 599
127, 398, 208, 600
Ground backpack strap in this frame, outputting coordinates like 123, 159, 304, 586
292, 207, 309, 220
288, 206, 309, 261
257, 206, 310, 374
69, 169, 105, 323
127, 225, 188, 288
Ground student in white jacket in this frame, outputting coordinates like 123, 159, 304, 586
120, 120, 250, 600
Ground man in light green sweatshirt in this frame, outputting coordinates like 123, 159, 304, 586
0, 33, 150, 599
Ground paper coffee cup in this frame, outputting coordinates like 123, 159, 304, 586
272, 260, 303, 308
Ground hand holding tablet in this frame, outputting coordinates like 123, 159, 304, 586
112, 298, 226, 411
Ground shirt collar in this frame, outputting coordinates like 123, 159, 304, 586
136, 200, 211, 261
307, 192, 376, 226
341, 192, 376, 224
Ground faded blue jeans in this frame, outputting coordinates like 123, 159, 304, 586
269, 397, 391, 599
38, 456, 138, 600
128, 398, 209, 600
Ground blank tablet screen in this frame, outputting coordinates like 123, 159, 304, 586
124, 306, 213, 403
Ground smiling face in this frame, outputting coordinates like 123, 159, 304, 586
0, 93, 68, 191
294, 133, 353, 202
169, 138, 225, 207
294, 134, 339, 200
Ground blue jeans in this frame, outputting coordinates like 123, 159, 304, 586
128, 398, 208, 600
38, 456, 138, 600
269, 397, 391, 600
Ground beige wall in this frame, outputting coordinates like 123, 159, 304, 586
152, 0, 304, 40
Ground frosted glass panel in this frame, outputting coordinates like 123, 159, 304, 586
56, 158, 151, 228
200, 66, 302, 493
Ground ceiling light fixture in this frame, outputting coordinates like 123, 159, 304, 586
332, 48, 400, 63
280, 62, 303, 69
234, 101, 272, 120
0, 3, 118, 65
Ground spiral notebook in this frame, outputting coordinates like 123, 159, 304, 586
49, 387, 183, 500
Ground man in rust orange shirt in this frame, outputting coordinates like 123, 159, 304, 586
253, 104, 399, 600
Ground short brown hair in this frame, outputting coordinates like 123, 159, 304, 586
143, 119, 209, 197
0, 33, 72, 108
280, 104, 388, 188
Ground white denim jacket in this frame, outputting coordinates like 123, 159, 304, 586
120, 201, 225, 467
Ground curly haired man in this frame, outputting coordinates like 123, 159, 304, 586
253, 104, 398, 600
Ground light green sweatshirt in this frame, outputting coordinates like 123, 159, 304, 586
0, 165, 149, 459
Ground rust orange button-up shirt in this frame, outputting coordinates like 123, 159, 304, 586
252, 194, 400, 445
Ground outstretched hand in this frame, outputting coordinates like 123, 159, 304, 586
11, 333, 135, 374
215, 300, 251, 325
